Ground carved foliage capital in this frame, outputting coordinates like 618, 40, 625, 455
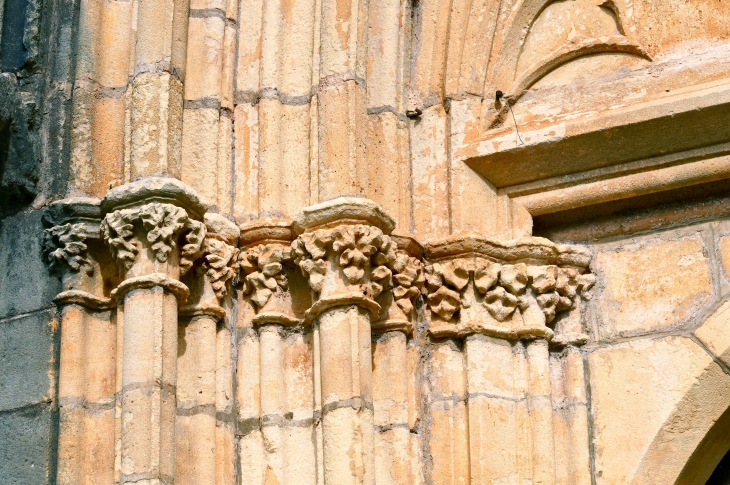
202, 236, 239, 300
425, 257, 595, 335
42, 223, 93, 275
291, 224, 396, 298
101, 202, 206, 274
390, 250, 425, 317
239, 243, 293, 310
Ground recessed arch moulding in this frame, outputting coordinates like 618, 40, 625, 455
410, 0, 730, 220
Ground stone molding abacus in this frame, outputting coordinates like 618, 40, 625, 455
423, 234, 595, 345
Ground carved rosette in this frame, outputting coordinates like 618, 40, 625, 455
423, 235, 595, 344
101, 202, 206, 275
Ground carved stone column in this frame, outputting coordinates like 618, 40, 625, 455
42, 198, 117, 485
422, 235, 595, 485
176, 213, 239, 485
371, 234, 424, 485
291, 198, 397, 485
238, 220, 315, 484
100, 177, 207, 485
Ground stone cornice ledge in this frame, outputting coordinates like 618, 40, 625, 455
424, 233, 592, 268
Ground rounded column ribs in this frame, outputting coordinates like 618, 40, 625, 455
44, 192, 596, 484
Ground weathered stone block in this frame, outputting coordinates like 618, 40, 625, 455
0, 403, 55, 485
593, 231, 713, 339
695, 299, 730, 367
588, 336, 715, 485
0, 311, 55, 411
0, 209, 60, 318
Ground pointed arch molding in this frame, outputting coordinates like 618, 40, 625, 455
444, 0, 648, 104
487, 0, 649, 124
631, 299, 730, 485
434, 0, 730, 207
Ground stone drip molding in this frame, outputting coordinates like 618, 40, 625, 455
423, 234, 595, 346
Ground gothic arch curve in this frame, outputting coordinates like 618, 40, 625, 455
631, 301, 730, 485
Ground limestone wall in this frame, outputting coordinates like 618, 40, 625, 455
1, 0, 730, 483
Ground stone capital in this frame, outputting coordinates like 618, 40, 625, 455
180, 213, 240, 320
238, 220, 303, 326
291, 198, 397, 323
42, 197, 115, 306
371, 233, 425, 335
100, 177, 208, 280
423, 234, 595, 344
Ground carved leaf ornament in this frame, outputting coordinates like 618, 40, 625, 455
391, 251, 425, 316
204, 237, 239, 300
42, 223, 93, 274
239, 244, 293, 309
291, 225, 397, 298
101, 202, 206, 273
425, 258, 595, 324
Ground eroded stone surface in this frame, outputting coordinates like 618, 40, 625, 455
593, 232, 713, 338
5, 0, 730, 483
588, 336, 715, 485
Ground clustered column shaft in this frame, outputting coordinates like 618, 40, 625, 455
423, 235, 596, 484
44, 184, 596, 485
100, 178, 208, 484
42, 199, 117, 485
